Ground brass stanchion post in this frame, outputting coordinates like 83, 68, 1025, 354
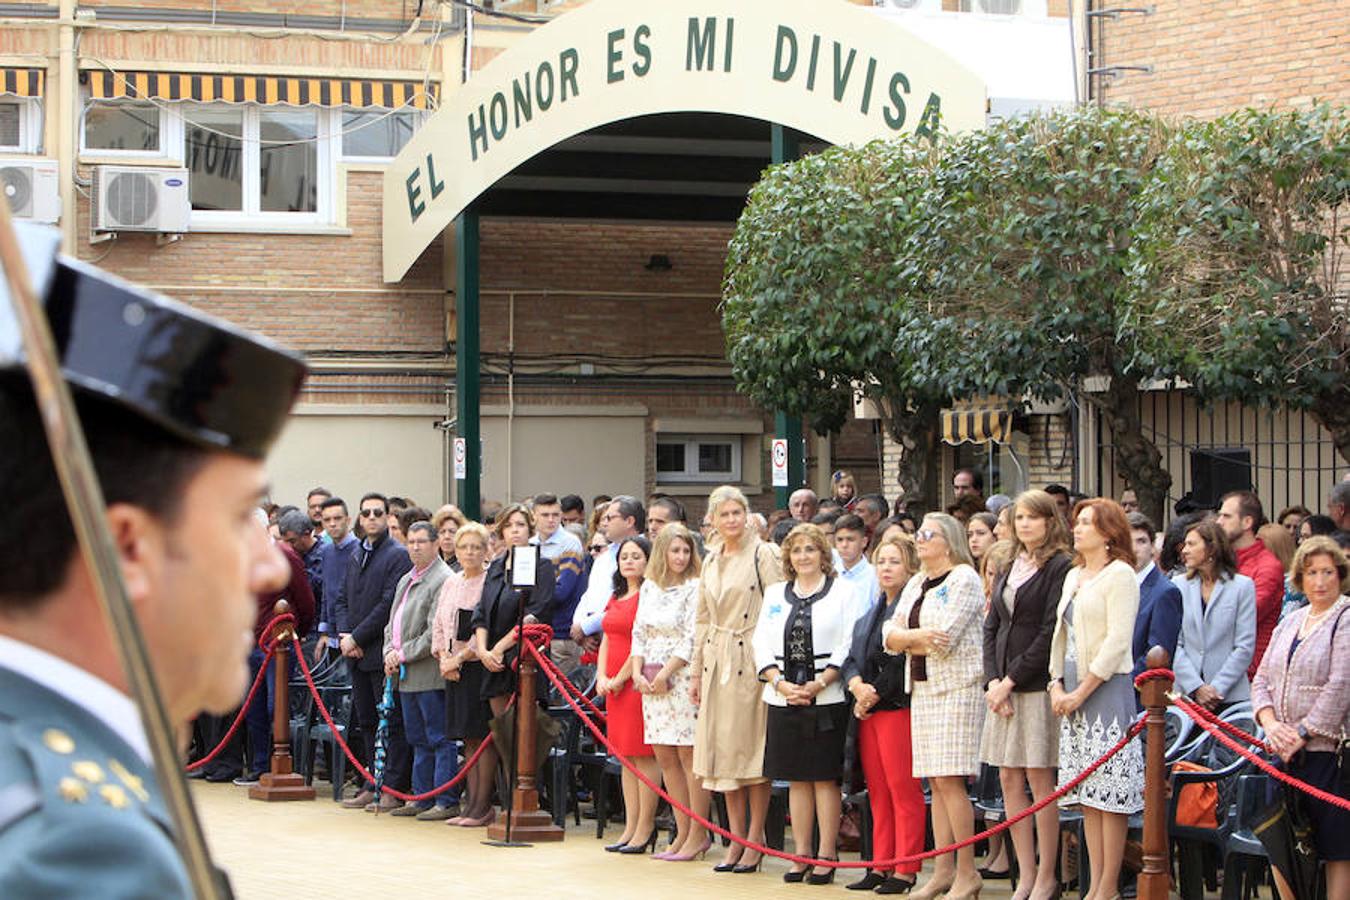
250, 600, 315, 802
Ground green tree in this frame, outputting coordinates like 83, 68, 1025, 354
1133, 104, 1350, 466
722, 139, 951, 512
893, 106, 1180, 523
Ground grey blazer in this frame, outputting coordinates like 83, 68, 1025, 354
383, 558, 452, 693
1171, 571, 1257, 702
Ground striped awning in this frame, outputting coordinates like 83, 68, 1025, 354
84, 70, 437, 109
2, 68, 44, 98
941, 409, 1013, 446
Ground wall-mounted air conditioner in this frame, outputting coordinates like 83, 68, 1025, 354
91, 165, 191, 233
874, 0, 943, 11
0, 157, 60, 224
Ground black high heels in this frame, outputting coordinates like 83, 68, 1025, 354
732, 850, 764, 874
874, 875, 917, 894
604, 840, 629, 852
846, 871, 887, 891
616, 832, 657, 855
784, 865, 810, 883
806, 858, 838, 885
712, 848, 745, 873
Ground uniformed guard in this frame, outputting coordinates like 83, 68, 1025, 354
0, 223, 306, 896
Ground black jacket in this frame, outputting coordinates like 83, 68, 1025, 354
472, 551, 555, 645
982, 551, 1072, 692
840, 591, 910, 711
331, 532, 413, 672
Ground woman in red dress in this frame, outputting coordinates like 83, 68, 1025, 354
597, 535, 662, 854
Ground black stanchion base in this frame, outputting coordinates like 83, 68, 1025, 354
482, 840, 533, 848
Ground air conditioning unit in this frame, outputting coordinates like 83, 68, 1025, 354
0, 157, 60, 224
874, 0, 943, 11
91, 165, 190, 233
961, 0, 1024, 12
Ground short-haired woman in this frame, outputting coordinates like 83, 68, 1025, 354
630, 525, 709, 861
1171, 519, 1257, 712
1252, 536, 1350, 900
843, 532, 923, 894
596, 535, 661, 853
432, 504, 469, 570
691, 484, 782, 873
1050, 499, 1143, 900
472, 503, 555, 720
980, 490, 1073, 900
883, 513, 987, 900
431, 522, 495, 826
753, 523, 856, 884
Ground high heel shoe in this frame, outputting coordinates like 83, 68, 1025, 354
662, 838, 713, 862
874, 875, 917, 894
806, 858, 838, 885
845, 871, 887, 892
731, 850, 763, 874
617, 832, 658, 855
783, 865, 810, 883
712, 847, 745, 873
938, 879, 982, 900
907, 879, 954, 900
604, 839, 631, 852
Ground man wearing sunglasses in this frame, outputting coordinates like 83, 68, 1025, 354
333, 492, 413, 810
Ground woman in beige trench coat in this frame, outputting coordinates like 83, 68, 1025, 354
690, 485, 782, 873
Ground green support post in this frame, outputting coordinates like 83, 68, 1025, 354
454, 208, 481, 521
771, 124, 805, 508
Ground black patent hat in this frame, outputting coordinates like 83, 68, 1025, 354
1, 225, 306, 460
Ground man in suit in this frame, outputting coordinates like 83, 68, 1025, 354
1127, 512, 1183, 688
0, 227, 302, 894
333, 492, 413, 810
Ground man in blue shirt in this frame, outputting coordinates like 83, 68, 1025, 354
529, 493, 586, 672
834, 513, 879, 628
313, 497, 359, 664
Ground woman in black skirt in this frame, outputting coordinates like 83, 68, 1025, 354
752, 523, 856, 883
431, 522, 494, 826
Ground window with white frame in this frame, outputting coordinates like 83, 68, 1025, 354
0, 98, 42, 153
656, 434, 742, 483
81, 98, 425, 228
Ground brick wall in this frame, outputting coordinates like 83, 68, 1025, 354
1098, 0, 1350, 117
1025, 413, 1074, 489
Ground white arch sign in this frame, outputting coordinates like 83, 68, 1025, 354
381, 0, 987, 282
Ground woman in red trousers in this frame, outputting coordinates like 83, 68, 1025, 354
842, 532, 924, 894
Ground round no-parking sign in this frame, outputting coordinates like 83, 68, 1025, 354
453, 437, 467, 479
771, 438, 788, 487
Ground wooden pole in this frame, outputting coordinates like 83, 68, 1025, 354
487, 642, 563, 842
1137, 646, 1172, 900
250, 600, 315, 802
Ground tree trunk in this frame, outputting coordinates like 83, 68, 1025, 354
884, 400, 942, 516
1091, 375, 1173, 526
1311, 384, 1350, 472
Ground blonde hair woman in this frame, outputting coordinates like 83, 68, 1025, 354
631, 524, 708, 861
753, 523, 856, 884
691, 485, 782, 873
883, 513, 986, 900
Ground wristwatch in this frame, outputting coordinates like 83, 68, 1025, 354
771, 673, 785, 689
1296, 724, 1311, 742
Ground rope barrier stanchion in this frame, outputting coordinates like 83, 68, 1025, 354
1136, 648, 1173, 900
525, 639, 1145, 869
250, 600, 315, 801
291, 636, 496, 804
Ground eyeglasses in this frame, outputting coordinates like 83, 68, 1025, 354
359, 508, 386, 518
915, 528, 940, 543
588, 544, 607, 553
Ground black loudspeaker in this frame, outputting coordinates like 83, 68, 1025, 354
1190, 448, 1252, 509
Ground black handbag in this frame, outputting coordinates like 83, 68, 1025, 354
1254, 775, 1324, 900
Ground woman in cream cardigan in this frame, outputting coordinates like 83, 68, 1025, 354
1049, 498, 1142, 900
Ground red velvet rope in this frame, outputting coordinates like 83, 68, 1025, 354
291, 637, 496, 803
185, 647, 274, 772
1171, 693, 1273, 755
526, 640, 1145, 868
1174, 701, 1350, 811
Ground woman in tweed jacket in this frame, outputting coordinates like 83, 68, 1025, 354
1252, 536, 1350, 900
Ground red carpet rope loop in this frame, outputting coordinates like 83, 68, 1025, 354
185, 647, 274, 772
526, 640, 1144, 869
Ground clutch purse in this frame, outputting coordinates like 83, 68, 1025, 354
642, 663, 664, 682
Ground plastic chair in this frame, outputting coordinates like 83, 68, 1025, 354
1220, 773, 1272, 900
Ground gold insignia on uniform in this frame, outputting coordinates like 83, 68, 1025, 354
42, 728, 75, 755
71, 760, 105, 784
108, 759, 149, 803
58, 777, 88, 803
98, 784, 130, 809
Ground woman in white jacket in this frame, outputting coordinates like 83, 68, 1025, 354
753, 523, 854, 884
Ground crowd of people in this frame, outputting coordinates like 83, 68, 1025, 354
200, 473, 1350, 900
